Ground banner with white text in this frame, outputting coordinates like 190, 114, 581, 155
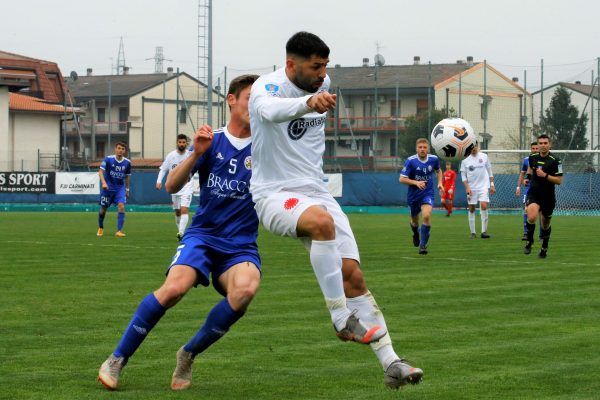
0, 172, 55, 193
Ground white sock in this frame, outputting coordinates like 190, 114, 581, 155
468, 211, 476, 234
346, 291, 398, 370
179, 214, 189, 234
479, 210, 488, 232
310, 240, 350, 330
481, 209, 488, 233
175, 215, 180, 229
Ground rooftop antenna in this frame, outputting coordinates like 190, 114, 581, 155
116, 36, 127, 75
146, 46, 172, 73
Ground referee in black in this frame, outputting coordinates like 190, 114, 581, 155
523, 134, 563, 258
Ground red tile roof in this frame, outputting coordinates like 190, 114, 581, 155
9, 92, 75, 113
0, 50, 70, 103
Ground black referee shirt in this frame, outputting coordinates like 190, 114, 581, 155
528, 152, 563, 197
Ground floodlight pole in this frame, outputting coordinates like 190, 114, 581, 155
206, 0, 213, 126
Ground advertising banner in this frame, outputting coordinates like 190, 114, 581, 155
0, 172, 55, 193
55, 172, 100, 195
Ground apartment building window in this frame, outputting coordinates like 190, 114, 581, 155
390, 100, 401, 117
119, 107, 128, 131
363, 99, 373, 128
179, 106, 187, 124
390, 138, 398, 156
480, 95, 492, 121
416, 99, 428, 116
97, 108, 105, 123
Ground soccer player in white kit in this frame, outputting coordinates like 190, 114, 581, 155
460, 143, 496, 238
249, 31, 422, 388
156, 134, 195, 240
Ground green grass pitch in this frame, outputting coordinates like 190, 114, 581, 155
1, 211, 599, 399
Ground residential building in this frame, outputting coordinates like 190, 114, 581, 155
0, 52, 76, 171
67, 68, 224, 163
326, 57, 533, 171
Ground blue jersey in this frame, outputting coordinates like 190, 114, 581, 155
521, 156, 530, 190
100, 155, 131, 190
401, 154, 441, 203
186, 129, 258, 245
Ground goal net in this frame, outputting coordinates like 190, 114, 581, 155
482, 150, 600, 216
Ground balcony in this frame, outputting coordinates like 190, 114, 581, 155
65, 118, 128, 135
325, 116, 406, 133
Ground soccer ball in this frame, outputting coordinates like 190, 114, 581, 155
430, 118, 477, 161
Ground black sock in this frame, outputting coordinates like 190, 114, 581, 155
541, 226, 551, 248
410, 223, 418, 235
526, 222, 536, 243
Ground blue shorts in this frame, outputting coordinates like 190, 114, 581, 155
168, 234, 261, 296
99, 187, 126, 208
408, 195, 434, 217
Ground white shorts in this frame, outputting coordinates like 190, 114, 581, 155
467, 189, 490, 205
254, 190, 360, 262
172, 193, 192, 210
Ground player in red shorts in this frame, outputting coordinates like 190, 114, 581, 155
441, 161, 457, 216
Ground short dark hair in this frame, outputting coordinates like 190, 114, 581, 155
286, 31, 330, 59
530, 141, 538, 146
227, 74, 259, 98
537, 134, 551, 142
115, 141, 127, 149
176, 134, 188, 141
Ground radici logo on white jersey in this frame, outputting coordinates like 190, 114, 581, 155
287, 117, 326, 140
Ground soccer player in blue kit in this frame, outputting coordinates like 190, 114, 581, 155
98, 74, 260, 391
400, 138, 444, 255
97, 142, 131, 237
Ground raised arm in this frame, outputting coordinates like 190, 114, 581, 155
250, 82, 336, 124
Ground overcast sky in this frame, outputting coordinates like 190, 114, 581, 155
2, 0, 599, 91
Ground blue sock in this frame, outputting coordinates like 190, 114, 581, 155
522, 213, 528, 234
114, 293, 166, 359
420, 224, 431, 246
98, 212, 105, 229
117, 212, 125, 231
184, 299, 244, 356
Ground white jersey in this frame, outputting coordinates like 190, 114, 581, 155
157, 149, 194, 196
249, 68, 330, 200
460, 151, 493, 191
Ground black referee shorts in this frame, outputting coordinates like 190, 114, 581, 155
526, 192, 556, 218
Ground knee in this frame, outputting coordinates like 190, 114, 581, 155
422, 215, 431, 224
155, 281, 189, 308
228, 284, 258, 312
310, 213, 336, 240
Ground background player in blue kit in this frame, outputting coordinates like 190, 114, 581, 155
98, 74, 260, 391
97, 142, 131, 237
400, 138, 444, 255
516, 141, 538, 240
